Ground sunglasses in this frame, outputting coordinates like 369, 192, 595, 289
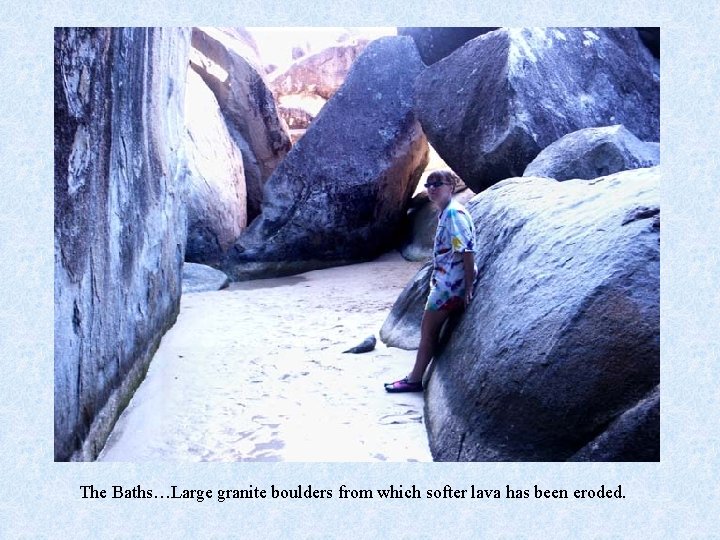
424, 180, 450, 189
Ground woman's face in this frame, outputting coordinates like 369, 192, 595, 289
425, 177, 453, 206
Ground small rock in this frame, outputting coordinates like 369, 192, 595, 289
182, 263, 230, 294
343, 335, 377, 354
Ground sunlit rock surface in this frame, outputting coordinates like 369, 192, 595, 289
269, 39, 370, 100
191, 27, 291, 222
184, 68, 247, 263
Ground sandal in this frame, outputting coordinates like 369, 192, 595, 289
384, 377, 423, 393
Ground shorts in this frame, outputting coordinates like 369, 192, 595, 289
425, 286, 465, 312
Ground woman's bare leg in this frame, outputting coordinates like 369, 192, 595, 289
407, 309, 452, 383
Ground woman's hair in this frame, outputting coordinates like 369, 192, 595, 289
427, 169, 460, 190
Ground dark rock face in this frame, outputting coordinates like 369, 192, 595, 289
183, 68, 247, 263
415, 27, 660, 193
570, 386, 659, 461
54, 27, 190, 461
191, 27, 291, 222
385, 167, 659, 460
523, 125, 660, 181
222, 36, 429, 280
398, 27, 499, 65
636, 27, 660, 58
182, 263, 230, 294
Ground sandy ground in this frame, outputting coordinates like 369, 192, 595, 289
99, 252, 431, 462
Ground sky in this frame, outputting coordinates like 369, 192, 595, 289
245, 27, 397, 71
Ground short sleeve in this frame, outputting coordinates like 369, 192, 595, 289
446, 208, 475, 253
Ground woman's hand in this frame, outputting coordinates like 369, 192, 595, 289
464, 287, 474, 308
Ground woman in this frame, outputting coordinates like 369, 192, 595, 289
385, 170, 477, 393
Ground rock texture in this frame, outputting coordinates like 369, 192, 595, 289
423, 167, 660, 461
183, 68, 247, 263
415, 27, 660, 192
222, 36, 429, 280
182, 263, 230, 294
269, 40, 370, 100
191, 27, 291, 222
400, 187, 476, 262
54, 27, 190, 461
523, 125, 660, 181
398, 27, 499, 65
570, 386, 659, 461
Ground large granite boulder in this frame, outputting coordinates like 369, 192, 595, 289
424, 167, 660, 461
54, 28, 190, 461
184, 68, 247, 263
222, 36, 429, 280
523, 124, 660, 181
398, 27, 499, 65
269, 39, 370, 100
415, 27, 660, 193
191, 27, 291, 222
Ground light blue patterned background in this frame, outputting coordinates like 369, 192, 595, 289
1, 0, 718, 537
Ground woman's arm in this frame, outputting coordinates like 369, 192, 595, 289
462, 251, 475, 307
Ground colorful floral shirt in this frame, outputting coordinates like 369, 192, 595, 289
429, 198, 476, 301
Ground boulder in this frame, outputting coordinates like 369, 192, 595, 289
383, 167, 659, 460
415, 27, 660, 193
191, 27, 291, 222
223, 36, 429, 280
54, 28, 190, 461
424, 167, 659, 461
269, 39, 370, 100
184, 68, 246, 263
182, 263, 230, 293
570, 386, 659, 461
398, 27, 499, 65
400, 188, 476, 262
523, 124, 660, 181
380, 261, 432, 350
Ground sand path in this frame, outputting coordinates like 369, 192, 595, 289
99, 252, 431, 462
